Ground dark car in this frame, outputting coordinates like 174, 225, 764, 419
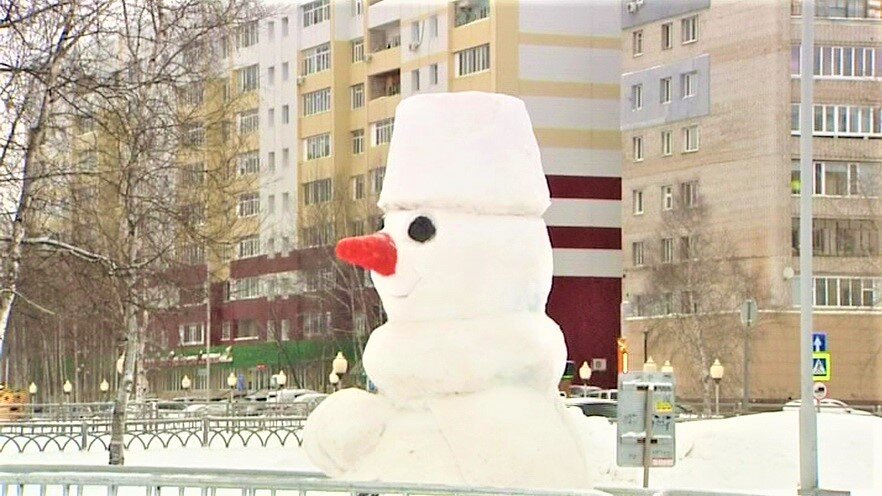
565, 398, 618, 419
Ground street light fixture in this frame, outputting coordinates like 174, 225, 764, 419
329, 371, 340, 392
661, 360, 674, 374
28, 382, 37, 395
578, 361, 592, 385
332, 352, 348, 374
181, 375, 191, 391
99, 378, 110, 402
226, 372, 237, 404
642, 356, 658, 373
709, 358, 725, 416
276, 370, 287, 389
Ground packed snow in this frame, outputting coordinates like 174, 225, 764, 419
2, 410, 879, 495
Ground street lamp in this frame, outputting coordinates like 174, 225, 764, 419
578, 361, 592, 385
661, 360, 674, 374
62, 380, 72, 418
99, 379, 110, 402
643, 356, 658, 373
332, 352, 348, 387
181, 375, 191, 391
276, 370, 287, 389
709, 358, 725, 416
226, 372, 237, 404
28, 382, 37, 395
329, 371, 340, 392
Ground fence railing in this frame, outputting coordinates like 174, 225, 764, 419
0, 415, 306, 453
0, 465, 615, 496
0, 401, 314, 422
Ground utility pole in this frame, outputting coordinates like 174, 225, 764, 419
798, 1, 819, 493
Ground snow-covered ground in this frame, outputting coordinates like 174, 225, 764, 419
2, 411, 879, 495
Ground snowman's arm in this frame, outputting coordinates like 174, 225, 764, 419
302, 388, 393, 476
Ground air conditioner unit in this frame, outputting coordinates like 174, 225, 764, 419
408, 41, 420, 51
296, 76, 306, 86
626, 2, 638, 13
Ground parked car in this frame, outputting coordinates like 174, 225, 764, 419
183, 402, 231, 416
568, 385, 602, 398
565, 397, 618, 419
783, 398, 872, 415
586, 389, 618, 401
270, 388, 319, 403
291, 392, 327, 412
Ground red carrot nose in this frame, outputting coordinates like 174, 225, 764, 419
335, 233, 397, 276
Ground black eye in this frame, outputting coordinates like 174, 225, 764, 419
376, 217, 385, 231
408, 216, 435, 243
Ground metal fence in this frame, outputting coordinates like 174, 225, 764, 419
0, 465, 616, 496
1, 401, 315, 422
0, 416, 306, 453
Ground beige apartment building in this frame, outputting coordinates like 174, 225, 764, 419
619, 0, 882, 403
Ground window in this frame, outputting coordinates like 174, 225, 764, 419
682, 71, 697, 98
455, 44, 490, 76
351, 174, 365, 199
282, 192, 290, 211
632, 136, 643, 161
811, 276, 880, 308
661, 130, 673, 156
304, 133, 332, 160
372, 118, 394, 146
267, 194, 275, 214
282, 105, 290, 124
411, 22, 420, 44
282, 17, 289, 36
430, 15, 439, 37
280, 319, 291, 341
352, 39, 365, 62
661, 185, 674, 210
182, 162, 204, 185
412, 69, 420, 91
238, 21, 258, 48
683, 125, 699, 152
179, 323, 205, 346
661, 237, 674, 263
660, 77, 672, 104
430, 63, 439, 85
681, 181, 699, 207
632, 30, 643, 56
369, 167, 386, 195
238, 235, 261, 259
267, 21, 275, 42
267, 108, 274, 128
632, 190, 644, 215
222, 321, 232, 340
300, 223, 336, 248
631, 84, 642, 110
791, 104, 882, 137
661, 293, 674, 315
661, 22, 673, 50
632, 242, 645, 267
303, 87, 331, 116
351, 129, 364, 154
351, 84, 365, 108
282, 148, 290, 167
680, 235, 695, 259
792, 218, 880, 257
266, 319, 276, 340
237, 151, 259, 175
180, 244, 204, 265
185, 124, 204, 147
181, 81, 203, 106
302, 0, 330, 27
792, 161, 880, 197
282, 62, 289, 81
267, 66, 275, 86
303, 178, 333, 205
238, 192, 260, 217
681, 291, 697, 314
302, 43, 331, 75
681, 15, 698, 44
233, 279, 262, 301
239, 108, 259, 135
237, 64, 259, 93
353, 0, 363, 16
805, 45, 878, 78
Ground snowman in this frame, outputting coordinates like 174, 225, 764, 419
303, 92, 596, 490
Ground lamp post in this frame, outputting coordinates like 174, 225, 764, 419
332, 352, 348, 387
276, 370, 287, 390
661, 360, 674, 374
329, 371, 340, 392
642, 356, 658, 373
28, 383, 37, 416
709, 358, 725, 416
578, 361, 592, 386
62, 380, 72, 420
226, 372, 237, 404
99, 379, 110, 402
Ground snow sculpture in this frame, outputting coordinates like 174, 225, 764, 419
303, 92, 593, 489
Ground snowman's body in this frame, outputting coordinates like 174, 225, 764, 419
303, 93, 596, 489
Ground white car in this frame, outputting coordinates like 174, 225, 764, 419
783, 398, 872, 416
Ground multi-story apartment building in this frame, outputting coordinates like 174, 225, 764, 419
619, 0, 881, 402
149, 0, 627, 395
291, 0, 625, 388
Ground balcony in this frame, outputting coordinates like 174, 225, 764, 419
369, 21, 400, 53
454, 0, 490, 27
368, 69, 400, 101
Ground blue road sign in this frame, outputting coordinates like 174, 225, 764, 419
812, 333, 827, 353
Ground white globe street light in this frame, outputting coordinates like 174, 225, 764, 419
332, 352, 348, 374
643, 356, 658, 373
99, 379, 110, 392
181, 375, 191, 390
28, 382, 37, 395
709, 358, 725, 415
661, 360, 674, 374
276, 370, 287, 388
578, 361, 592, 385
63, 380, 72, 395
329, 371, 340, 392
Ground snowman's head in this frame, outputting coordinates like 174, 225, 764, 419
336, 209, 552, 321
335, 92, 553, 321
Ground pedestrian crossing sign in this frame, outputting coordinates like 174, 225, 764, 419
812, 352, 831, 382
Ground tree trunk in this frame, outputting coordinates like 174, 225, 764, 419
108, 304, 139, 465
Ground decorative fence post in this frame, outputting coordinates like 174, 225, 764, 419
201, 417, 209, 447
80, 420, 88, 451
